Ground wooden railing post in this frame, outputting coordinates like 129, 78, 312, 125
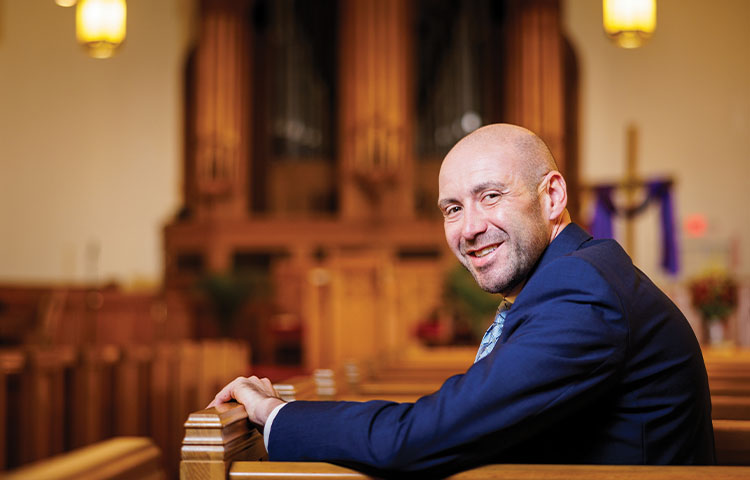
21, 346, 75, 463
70, 345, 120, 448
180, 402, 267, 480
0, 349, 24, 470
116, 344, 153, 436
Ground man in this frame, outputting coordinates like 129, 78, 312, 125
209, 124, 715, 477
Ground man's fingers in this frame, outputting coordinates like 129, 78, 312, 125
206, 376, 246, 408
204, 375, 285, 426
260, 377, 276, 395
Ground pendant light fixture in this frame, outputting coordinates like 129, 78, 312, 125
76, 0, 127, 59
603, 0, 656, 49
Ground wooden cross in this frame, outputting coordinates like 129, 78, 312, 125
623, 123, 641, 257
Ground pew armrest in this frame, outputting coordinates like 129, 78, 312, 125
181, 403, 268, 480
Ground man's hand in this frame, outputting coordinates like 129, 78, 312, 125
206, 376, 285, 426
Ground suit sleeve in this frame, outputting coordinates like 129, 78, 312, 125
268, 256, 629, 475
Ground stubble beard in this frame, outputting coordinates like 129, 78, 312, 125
460, 222, 549, 296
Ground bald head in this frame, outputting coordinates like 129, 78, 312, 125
442, 123, 559, 192
438, 123, 570, 297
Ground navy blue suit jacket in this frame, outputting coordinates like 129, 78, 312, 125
269, 224, 715, 477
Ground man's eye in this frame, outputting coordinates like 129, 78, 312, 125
482, 193, 501, 203
444, 205, 461, 216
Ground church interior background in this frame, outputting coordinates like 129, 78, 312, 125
0, 0, 749, 475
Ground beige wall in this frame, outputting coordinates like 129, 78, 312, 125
1, 0, 748, 290
563, 0, 750, 284
0, 0, 193, 287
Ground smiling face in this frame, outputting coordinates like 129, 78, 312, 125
438, 125, 557, 297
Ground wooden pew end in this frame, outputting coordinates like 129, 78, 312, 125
181, 403, 268, 480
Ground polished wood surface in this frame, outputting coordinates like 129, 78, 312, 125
178, 347, 750, 480
4, 436, 164, 480
713, 396, 750, 420
714, 419, 750, 465
1, 340, 249, 478
229, 462, 367, 479
181, 403, 266, 480
190, 0, 253, 222
0, 349, 24, 470
206, 419, 750, 478
0, 285, 191, 346
705, 349, 750, 397
227, 463, 750, 480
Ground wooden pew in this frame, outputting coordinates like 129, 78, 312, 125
116, 344, 154, 436
276, 364, 750, 420
704, 349, 750, 397
181, 403, 266, 480
0, 340, 250, 476
227, 463, 750, 479
320, 347, 750, 406
4, 436, 164, 480
714, 419, 750, 465
259, 355, 750, 468
69, 345, 121, 449
179, 403, 750, 480
150, 340, 250, 480
0, 349, 24, 470
20, 345, 77, 464
713, 396, 750, 421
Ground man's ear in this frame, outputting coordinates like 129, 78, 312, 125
541, 171, 567, 221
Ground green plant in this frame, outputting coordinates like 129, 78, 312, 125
196, 270, 270, 336
443, 264, 502, 339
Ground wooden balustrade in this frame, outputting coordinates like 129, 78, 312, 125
0, 340, 249, 478
0, 285, 191, 346
21, 345, 77, 464
4, 436, 164, 480
70, 345, 120, 449
0, 349, 24, 470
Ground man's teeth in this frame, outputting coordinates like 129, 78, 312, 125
474, 245, 497, 258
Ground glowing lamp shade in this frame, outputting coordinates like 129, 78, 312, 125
76, 0, 127, 59
603, 0, 656, 48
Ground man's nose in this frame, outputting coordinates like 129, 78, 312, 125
461, 205, 488, 240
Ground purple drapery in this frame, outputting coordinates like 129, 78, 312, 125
589, 179, 679, 275
591, 185, 616, 240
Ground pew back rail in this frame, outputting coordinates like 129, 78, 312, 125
5, 436, 164, 480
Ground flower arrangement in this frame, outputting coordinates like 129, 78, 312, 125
688, 270, 738, 322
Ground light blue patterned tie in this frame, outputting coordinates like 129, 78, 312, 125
474, 300, 512, 363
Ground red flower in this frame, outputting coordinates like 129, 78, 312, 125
689, 272, 738, 321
